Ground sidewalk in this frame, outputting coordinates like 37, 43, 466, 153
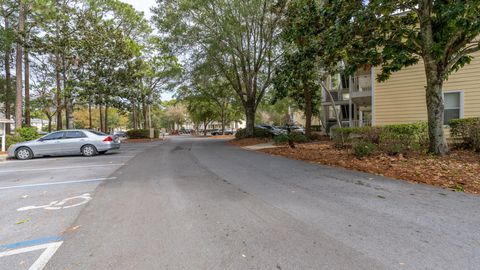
242, 142, 279, 150
0, 152, 7, 162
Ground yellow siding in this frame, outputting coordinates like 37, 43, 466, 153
374, 51, 480, 125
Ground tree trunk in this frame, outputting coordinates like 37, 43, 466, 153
104, 105, 108, 133
142, 101, 148, 129
55, 54, 62, 130
131, 101, 136, 129
203, 121, 208, 136
63, 55, 74, 129
24, 49, 30, 126
99, 104, 104, 132
221, 106, 226, 135
15, 0, 25, 130
244, 100, 256, 137
47, 116, 52, 133
88, 101, 92, 129
4, 16, 12, 134
424, 63, 449, 155
304, 81, 313, 138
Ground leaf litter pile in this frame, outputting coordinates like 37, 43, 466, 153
257, 141, 480, 194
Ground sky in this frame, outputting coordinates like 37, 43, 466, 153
119, 0, 155, 19
119, 0, 175, 100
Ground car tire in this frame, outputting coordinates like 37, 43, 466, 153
15, 147, 33, 160
81, 145, 98, 157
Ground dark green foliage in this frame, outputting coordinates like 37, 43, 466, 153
5, 127, 41, 148
16, 127, 41, 141
353, 141, 377, 158
449, 118, 480, 151
235, 127, 274, 139
274, 133, 309, 144
332, 123, 428, 155
126, 129, 150, 139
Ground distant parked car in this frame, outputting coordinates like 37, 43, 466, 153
210, 129, 222, 136
257, 125, 286, 135
113, 131, 127, 138
211, 129, 235, 136
7, 130, 121, 160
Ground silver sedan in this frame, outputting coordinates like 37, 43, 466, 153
7, 130, 121, 160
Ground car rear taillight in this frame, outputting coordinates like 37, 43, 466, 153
103, 136, 113, 142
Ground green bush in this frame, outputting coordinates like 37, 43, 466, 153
289, 132, 308, 143
126, 129, 150, 139
17, 127, 41, 141
332, 122, 428, 154
235, 127, 274, 139
274, 133, 309, 144
4, 127, 41, 148
353, 141, 377, 158
449, 118, 480, 151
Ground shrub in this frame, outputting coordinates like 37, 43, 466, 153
353, 141, 377, 158
4, 127, 41, 148
332, 122, 427, 154
16, 127, 41, 141
274, 133, 309, 144
449, 118, 480, 151
235, 127, 274, 139
274, 134, 289, 144
289, 132, 308, 143
126, 129, 150, 139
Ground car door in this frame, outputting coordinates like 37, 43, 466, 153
34, 131, 65, 156
63, 131, 88, 154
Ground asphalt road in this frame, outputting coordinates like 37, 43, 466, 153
1, 137, 479, 269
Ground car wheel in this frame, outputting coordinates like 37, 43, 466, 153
81, 145, 98, 157
15, 147, 33, 160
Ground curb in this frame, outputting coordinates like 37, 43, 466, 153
0, 155, 7, 162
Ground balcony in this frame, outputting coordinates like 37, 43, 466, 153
351, 74, 372, 99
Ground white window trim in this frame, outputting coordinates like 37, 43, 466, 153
442, 90, 464, 125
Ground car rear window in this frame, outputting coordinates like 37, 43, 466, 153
89, 130, 108, 136
65, 131, 87, 139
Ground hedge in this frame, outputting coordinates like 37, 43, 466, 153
332, 122, 428, 155
126, 129, 150, 139
5, 127, 41, 148
449, 117, 480, 151
235, 127, 274, 139
274, 133, 309, 144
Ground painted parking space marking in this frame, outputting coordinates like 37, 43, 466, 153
17, 193, 92, 211
0, 177, 117, 190
0, 240, 63, 270
0, 155, 135, 165
0, 163, 124, 173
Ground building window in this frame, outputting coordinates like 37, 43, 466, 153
443, 92, 463, 125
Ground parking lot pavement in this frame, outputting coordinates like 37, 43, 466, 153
0, 141, 162, 270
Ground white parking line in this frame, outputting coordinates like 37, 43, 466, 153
0, 164, 124, 173
0, 177, 117, 190
0, 241, 63, 270
0, 157, 134, 165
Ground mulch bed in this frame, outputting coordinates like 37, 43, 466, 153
209, 135, 235, 139
258, 141, 480, 194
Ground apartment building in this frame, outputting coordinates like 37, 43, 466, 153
321, 51, 480, 132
